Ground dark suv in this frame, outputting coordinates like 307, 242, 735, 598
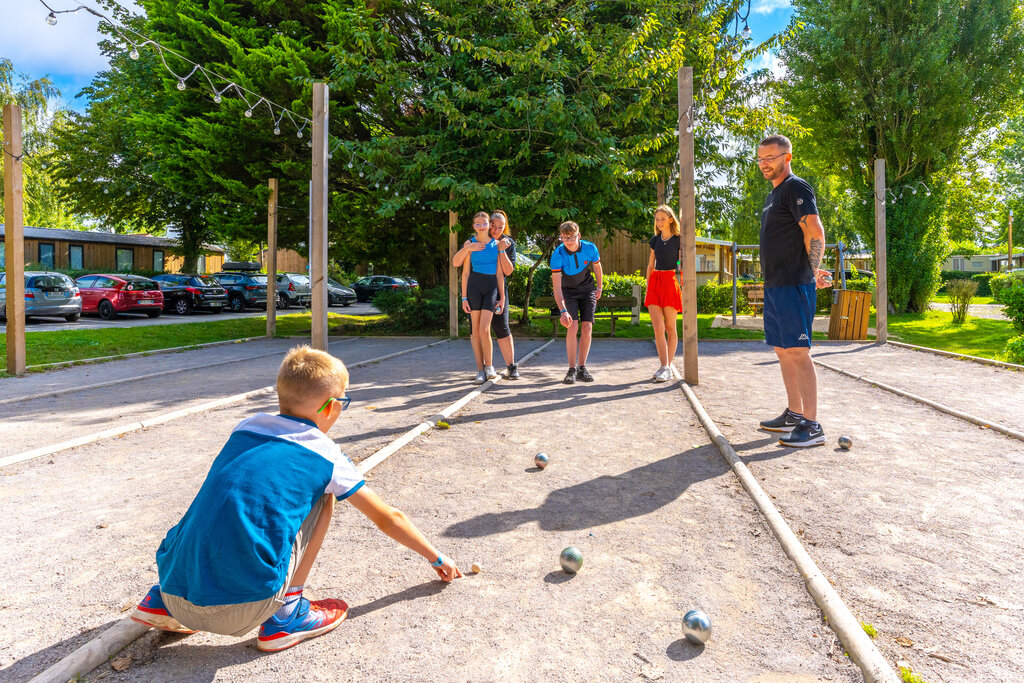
152, 274, 229, 314
213, 271, 269, 312
351, 275, 412, 302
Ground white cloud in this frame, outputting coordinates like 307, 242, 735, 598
749, 51, 787, 79
0, 0, 142, 78
752, 0, 793, 15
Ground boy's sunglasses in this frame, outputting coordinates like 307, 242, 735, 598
317, 396, 351, 413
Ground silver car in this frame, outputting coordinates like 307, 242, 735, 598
0, 271, 82, 322
275, 273, 312, 309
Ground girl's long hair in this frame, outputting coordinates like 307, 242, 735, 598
490, 210, 511, 236
654, 204, 681, 237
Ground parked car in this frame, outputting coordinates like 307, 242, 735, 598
0, 271, 82, 322
213, 271, 269, 312
327, 278, 357, 307
275, 273, 312, 309
351, 275, 412, 302
152, 274, 229, 314
76, 274, 164, 320
398, 276, 420, 290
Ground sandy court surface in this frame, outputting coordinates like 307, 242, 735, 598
811, 342, 1024, 431
696, 341, 1024, 682
0, 337, 445, 458
0, 339, 859, 682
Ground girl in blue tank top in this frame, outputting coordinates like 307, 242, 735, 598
452, 212, 507, 384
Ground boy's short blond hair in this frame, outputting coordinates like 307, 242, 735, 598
277, 345, 349, 411
558, 221, 580, 236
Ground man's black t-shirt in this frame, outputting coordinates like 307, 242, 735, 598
759, 174, 819, 288
648, 234, 681, 271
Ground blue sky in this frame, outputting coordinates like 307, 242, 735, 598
1, 0, 794, 112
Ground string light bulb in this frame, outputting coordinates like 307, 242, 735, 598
274, 127, 280, 135
741, 25, 752, 40
685, 124, 693, 133
296, 130, 303, 139
129, 48, 139, 60
718, 67, 727, 79
177, 79, 186, 91
244, 109, 253, 118
213, 94, 221, 104
46, 12, 57, 25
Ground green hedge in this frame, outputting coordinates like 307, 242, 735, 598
939, 270, 996, 297
372, 286, 450, 333
991, 271, 1024, 304
1000, 282, 1024, 333
1004, 334, 1024, 364
507, 267, 552, 308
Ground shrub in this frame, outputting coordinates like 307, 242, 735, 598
372, 286, 450, 333
603, 271, 647, 299
946, 279, 979, 326
939, 270, 995, 297
991, 271, 1024, 304
1003, 335, 1024, 364
507, 266, 552, 308
371, 289, 413, 316
695, 282, 734, 313
1000, 282, 1024, 332
845, 274, 876, 292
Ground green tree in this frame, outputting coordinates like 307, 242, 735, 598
994, 112, 1024, 257
782, 0, 1024, 312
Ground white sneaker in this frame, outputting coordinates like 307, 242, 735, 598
654, 366, 671, 383
484, 365, 498, 380
474, 370, 486, 385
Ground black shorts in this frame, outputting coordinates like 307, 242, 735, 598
563, 287, 597, 324
491, 285, 511, 338
466, 271, 499, 311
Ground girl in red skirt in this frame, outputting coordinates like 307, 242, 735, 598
644, 205, 683, 382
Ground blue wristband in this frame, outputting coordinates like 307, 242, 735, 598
431, 556, 444, 567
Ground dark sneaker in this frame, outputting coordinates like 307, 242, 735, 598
130, 585, 197, 634
780, 420, 826, 448
563, 368, 577, 384
759, 409, 803, 433
257, 596, 349, 652
506, 363, 520, 380
575, 366, 594, 382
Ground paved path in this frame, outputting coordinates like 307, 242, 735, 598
928, 302, 1007, 320
0, 340, 859, 682
0, 303, 380, 333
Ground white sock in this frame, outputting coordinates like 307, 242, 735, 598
273, 585, 303, 620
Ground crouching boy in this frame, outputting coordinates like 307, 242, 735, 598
131, 345, 461, 651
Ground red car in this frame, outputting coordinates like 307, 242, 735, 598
76, 274, 165, 320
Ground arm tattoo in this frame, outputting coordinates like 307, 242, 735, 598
808, 237, 824, 272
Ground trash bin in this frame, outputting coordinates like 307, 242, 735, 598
827, 289, 871, 340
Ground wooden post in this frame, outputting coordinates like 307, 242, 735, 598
656, 178, 666, 206
1008, 209, 1014, 271
266, 178, 278, 337
3, 104, 26, 376
448, 191, 458, 338
310, 83, 329, 350
678, 67, 698, 384
874, 158, 887, 343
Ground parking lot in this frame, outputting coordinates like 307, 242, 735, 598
0, 301, 381, 333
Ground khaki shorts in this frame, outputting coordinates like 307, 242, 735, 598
162, 493, 330, 637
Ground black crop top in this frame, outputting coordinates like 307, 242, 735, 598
649, 233, 681, 271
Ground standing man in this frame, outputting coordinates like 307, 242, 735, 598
755, 135, 832, 447
551, 221, 603, 384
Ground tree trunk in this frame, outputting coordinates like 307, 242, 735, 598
518, 237, 557, 325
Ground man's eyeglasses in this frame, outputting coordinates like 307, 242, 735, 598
317, 396, 351, 414
755, 152, 788, 165
560, 233, 580, 241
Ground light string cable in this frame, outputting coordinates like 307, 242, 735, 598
36, 0, 420, 209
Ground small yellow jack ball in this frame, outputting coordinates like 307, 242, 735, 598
471, 562, 482, 574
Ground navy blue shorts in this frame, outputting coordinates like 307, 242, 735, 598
763, 284, 816, 348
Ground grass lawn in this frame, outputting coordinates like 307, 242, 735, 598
884, 310, 1017, 361
930, 294, 997, 305
0, 312, 386, 375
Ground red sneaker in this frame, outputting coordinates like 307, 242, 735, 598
257, 597, 348, 652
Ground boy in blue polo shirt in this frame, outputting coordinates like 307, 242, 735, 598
550, 221, 603, 384
131, 346, 461, 651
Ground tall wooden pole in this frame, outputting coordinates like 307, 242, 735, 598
678, 67, 698, 384
3, 104, 26, 376
874, 158, 887, 344
266, 178, 278, 337
1008, 209, 1014, 271
310, 83, 329, 350
448, 191, 459, 338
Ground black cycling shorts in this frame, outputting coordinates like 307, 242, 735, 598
563, 287, 597, 324
491, 285, 511, 338
466, 271, 499, 311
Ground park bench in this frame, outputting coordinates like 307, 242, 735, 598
535, 294, 639, 338
746, 286, 764, 317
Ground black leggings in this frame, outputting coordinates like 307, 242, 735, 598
491, 285, 511, 338
466, 271, 498, 311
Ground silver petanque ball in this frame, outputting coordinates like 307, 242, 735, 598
534, 452, 550, 469
559, 547, 583, 574
838, 436, 853, 451
682, 609, 712, 645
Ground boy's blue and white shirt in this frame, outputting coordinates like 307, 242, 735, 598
156, 413, 364, 607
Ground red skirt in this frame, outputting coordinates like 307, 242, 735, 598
645, 270, 682, 312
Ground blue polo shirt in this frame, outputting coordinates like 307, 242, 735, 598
550, 240, 601, 290
156, 413, 364, 606
470, 237, 500, 275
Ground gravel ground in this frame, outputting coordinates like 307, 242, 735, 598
0, 339, 859, 682
927, 303, 1007, 320
695, 342, 1024, 682
812, 342, 1024, 431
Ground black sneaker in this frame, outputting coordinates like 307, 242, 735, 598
575, 366, 594, 382
563, 367, 577, 384
759, 409, 803, 433
506, 364, 520, 380
780, 419, 826, 448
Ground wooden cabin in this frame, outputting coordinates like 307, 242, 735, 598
0, 225, 224, 274
590, 231, 735, 285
